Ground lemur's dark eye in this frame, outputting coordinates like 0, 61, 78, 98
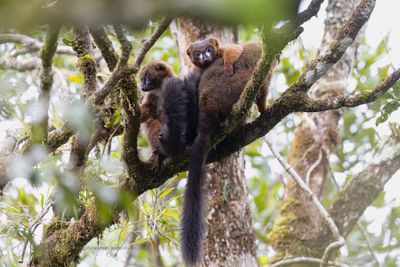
206, 46, 213, 53
194, 51, 201, 57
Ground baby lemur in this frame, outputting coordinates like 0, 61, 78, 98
139, 61, 200, 160
182, 41, 273, 265
186, 37, 243, 77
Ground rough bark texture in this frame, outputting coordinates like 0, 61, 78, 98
203, 152, 257, 267
268, 0, 360, 262
173, 18, 257, 267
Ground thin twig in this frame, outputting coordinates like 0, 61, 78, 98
357, 222, 382, 267
19, 202, 52, 263
306, 148, 323, 185
270, 256, 346, 267
320, 239, 346, 267
265, 139, 345, 267
295, 0, 325, 26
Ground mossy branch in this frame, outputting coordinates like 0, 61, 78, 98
89, 26, 119, 71
93, 25, 134, 106
31, 24, 60, 145
301, 69, 400, 111
66, 27, 98, 175
73, 27, 97, 97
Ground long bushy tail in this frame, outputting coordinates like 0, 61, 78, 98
159, 77, 188, 156
181, 131, 210, 265
183, 69, 201, 146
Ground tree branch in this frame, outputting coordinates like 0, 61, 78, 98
31, 24, 61, 145
134, 17, 173, 67
89, 26, 119, 71
292, 0, 375, 93
66, 27, 98, 175
0, 33, 74, 55
211, 0, 377, 162
330, 131, 400, 237
93, 25, 134, 106
47, 122, 74, 152
0, 58, 41, 71
301, 69, 400, 112
73, 27, 97, 97
295, 0, 325, 26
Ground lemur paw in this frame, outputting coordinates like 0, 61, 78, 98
149, 150, 166, 171
224, 65, 234, 77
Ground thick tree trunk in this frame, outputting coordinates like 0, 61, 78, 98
268, 0, 360, 262
172, 18, 257, 266
203, 152, 257, 267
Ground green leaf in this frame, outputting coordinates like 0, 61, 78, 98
62, 38, 75, 46
159, 188, 174, 199
376, 100, 400, 125
117, 225, 130, 246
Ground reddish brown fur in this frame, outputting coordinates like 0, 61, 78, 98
182, 41, 276, 265
198, 41, 270, 115
139, 61, 175, 155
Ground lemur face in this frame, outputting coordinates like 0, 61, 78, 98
186, 37, 220, 69
140, 61, 173, 92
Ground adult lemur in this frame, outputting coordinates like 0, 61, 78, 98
182, 40, 271, 265
139, 37, 245, 160
139, 61, 200, 159
140, 39, 272, 266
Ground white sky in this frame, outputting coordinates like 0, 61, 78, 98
302, 0, 400, 67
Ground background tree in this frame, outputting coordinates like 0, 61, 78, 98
0, 0, 400, 266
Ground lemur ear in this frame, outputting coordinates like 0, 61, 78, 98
156, 63, 166, 71
207, 37, 219, 48
186, 44, 193, 56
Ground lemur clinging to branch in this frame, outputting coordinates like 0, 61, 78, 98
181, 40, 274, 265
139, 61, 200, 160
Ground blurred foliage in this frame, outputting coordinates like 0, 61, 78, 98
0, 0, 299, 30
0, 17, 400, 267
